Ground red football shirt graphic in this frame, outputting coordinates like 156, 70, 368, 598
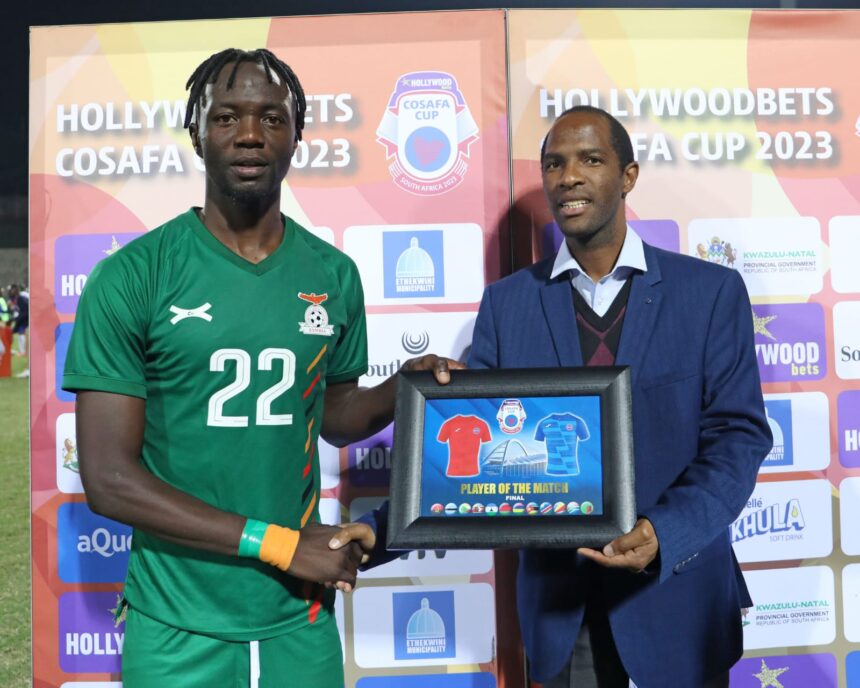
437, 414, 492, 477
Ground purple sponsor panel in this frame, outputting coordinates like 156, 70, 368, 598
55, 232, 144, 313
59, 592, 125, 673
628, 219, 680, 253
839, 391, 860, 468
752, 303, 826, 383
541, 219, 679, 259
348, 424, 393, 487
730, 653, 836, 687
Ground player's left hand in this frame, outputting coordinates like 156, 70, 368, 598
577, 518, 659, 573
401, 354, 465, 385
327, 522, 377, 592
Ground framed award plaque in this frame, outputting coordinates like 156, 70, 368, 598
387, 367, 636, 550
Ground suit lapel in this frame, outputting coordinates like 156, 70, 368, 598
616, 243, 663, 386
539, 271, 584, 367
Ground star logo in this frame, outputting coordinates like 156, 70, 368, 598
753, 658, 788, 688
103, 236, 123, 256
108, 594, 127, 628
752, 310, 778, 340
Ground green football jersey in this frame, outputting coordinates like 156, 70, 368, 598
63, 209, 367, 640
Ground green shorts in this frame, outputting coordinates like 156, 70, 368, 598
122, 605, 344, 688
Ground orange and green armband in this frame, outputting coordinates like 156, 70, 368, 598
238, 519, 300, 572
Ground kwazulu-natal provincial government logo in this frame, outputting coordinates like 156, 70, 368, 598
298, 292, 334, 336
377, 71, 479, 195
695, 236, 738, 267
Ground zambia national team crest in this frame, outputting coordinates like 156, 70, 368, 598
298, 292, 334, 336
376, 71, 479, 196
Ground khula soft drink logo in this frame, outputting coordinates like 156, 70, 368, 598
752, 303, 826, 382
731, 495, 805, 546
392, 590, 456, 660
730, 480, 832, 564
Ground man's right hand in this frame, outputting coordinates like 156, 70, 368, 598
287, 522, 372, 589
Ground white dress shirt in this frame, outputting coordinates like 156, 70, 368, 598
550, 226, 648, 317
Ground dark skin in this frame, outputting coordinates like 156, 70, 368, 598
79, 61, 462, 591
541, 111, 657, 573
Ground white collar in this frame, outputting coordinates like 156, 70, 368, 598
550, 225, 647, 281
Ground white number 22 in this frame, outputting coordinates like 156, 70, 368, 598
207, 348, 296, 427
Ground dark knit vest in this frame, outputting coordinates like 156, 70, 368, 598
572, 278, 632, 366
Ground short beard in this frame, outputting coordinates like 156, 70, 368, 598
214, 176, 281, 212
226, 185, 273, 206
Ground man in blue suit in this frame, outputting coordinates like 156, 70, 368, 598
467, 107, 771, 688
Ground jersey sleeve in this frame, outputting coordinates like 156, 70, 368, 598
437, 418, 452, 443
478, 418, 491, 442
62, 255, 150, 399
326, 256, 368, 383
574, 414, 590, 440
534, 420, 545, 442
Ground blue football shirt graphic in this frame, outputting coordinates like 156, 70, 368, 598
534, 412, 590, 476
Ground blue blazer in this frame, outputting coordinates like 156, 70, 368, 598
466, 243, 771, 688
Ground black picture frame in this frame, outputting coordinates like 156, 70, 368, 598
387, 367, 636, 550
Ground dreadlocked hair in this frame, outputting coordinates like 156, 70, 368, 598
183, 48, 307, 140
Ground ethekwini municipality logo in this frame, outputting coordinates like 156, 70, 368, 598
392, 591, 456, 660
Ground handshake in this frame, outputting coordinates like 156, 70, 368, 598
287, 521, 377, 593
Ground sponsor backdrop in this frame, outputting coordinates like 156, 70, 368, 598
29, 12, 508, 688
508, 8, 860, 688
29, 8, 860, 688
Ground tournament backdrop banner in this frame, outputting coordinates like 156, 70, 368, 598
508, 9, 860, 688
29, 12, 508, 687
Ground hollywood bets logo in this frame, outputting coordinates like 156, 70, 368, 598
376, 71, 479, 196
752, 304, 825, 382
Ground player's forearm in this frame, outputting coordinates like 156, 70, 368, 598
76, 390, 245, 557
322, 356, 460, 446
321, 378, 396, 447
81, 456, 246, 557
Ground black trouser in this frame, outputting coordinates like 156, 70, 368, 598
543, 605, 729, 688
